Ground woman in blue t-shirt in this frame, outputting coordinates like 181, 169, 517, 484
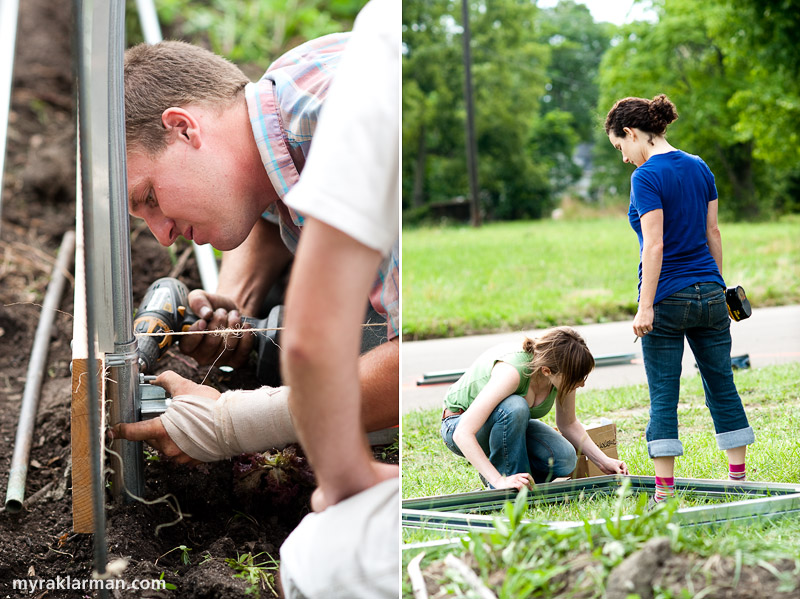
604, 94, 755, 504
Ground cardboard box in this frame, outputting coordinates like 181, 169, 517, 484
569, 421, 618, 479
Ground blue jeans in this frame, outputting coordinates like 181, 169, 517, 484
642, 283, 755, 458
440, 394, 577, 485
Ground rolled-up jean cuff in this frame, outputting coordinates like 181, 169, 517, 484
647, 438, 684, 458
715, 426, 755, 451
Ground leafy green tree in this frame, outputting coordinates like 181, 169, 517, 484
402, 0, 464, 212
595, 0, 800, 219
712, 0, 800, 214
403, 0, 553, 221
532, 1, 613, 199
469, 0, 551, 220
596, 0, 763, 219
528, 109, 581, 198
535, 0, 612, 141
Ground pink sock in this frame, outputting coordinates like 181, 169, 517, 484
654, 476, 675, 502
729, 462, 746, 481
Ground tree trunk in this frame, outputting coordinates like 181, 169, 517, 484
714, 141, 759, 219
412, 123, 426, 208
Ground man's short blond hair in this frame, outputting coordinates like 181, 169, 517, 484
124, 41, 249, 156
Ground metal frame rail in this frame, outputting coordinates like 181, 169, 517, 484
402, 476, 800, 544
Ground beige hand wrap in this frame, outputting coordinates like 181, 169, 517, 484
160, 386, 297, 462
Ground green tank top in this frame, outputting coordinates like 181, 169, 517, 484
444, 349, 556, 419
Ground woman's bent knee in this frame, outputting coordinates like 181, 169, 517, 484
497, 395, 530, 428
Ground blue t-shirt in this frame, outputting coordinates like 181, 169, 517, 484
628, 150, 725, 304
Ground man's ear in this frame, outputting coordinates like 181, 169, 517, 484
161, 107, 202, 148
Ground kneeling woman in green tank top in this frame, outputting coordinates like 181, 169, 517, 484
441, 327, 629, 490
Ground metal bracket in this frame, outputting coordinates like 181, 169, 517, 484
139, 382, 170, 419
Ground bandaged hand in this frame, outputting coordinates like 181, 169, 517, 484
113, 371, 296, 463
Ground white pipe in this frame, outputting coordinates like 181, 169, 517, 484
134, 0, 162, 45
193, 242, 219, 291
0, 0, 21, 234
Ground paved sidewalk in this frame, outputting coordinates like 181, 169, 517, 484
402, 304, 800, 413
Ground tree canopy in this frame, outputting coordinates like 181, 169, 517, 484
404, 0, 800, 223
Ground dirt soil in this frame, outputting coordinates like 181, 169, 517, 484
418, 540, 800, 599
0, 2, 396, 598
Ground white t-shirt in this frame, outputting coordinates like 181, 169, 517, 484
279, 3, 400, 598
283, 0, 399, 255
279, 478, 399, 599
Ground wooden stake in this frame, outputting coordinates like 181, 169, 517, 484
70, 357, 104, 533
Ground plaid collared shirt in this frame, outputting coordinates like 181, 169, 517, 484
245, 33, 399, 339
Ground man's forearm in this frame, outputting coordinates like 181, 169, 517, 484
359, 338, 399, 431
282, 218, 386, 506
218, 218, 293, 315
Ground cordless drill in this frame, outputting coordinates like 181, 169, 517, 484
133, 277, 283, 385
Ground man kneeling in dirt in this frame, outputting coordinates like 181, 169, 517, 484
113, 3, 398, 463
114, 1, 399, 596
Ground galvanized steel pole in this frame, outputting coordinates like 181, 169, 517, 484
134, 0, 162, 45
108, 0, 144, 502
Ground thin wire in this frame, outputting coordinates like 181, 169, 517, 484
103, 445, 188, 536
133, 322, 386, 338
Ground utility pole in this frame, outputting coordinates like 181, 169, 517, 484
461, 0, 481, 227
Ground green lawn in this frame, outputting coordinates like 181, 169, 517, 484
401, 363, 800, 597
401, 216, 800, 339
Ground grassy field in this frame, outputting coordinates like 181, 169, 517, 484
401, 363, 800, 596
401, 216, 800, 339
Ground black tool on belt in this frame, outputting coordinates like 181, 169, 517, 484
725, 286, 752, 321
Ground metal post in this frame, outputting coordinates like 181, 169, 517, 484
460, 0, 481, 228
108, 0, 144, 501
75, 0, 109, 591
0, 0, 21, 232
